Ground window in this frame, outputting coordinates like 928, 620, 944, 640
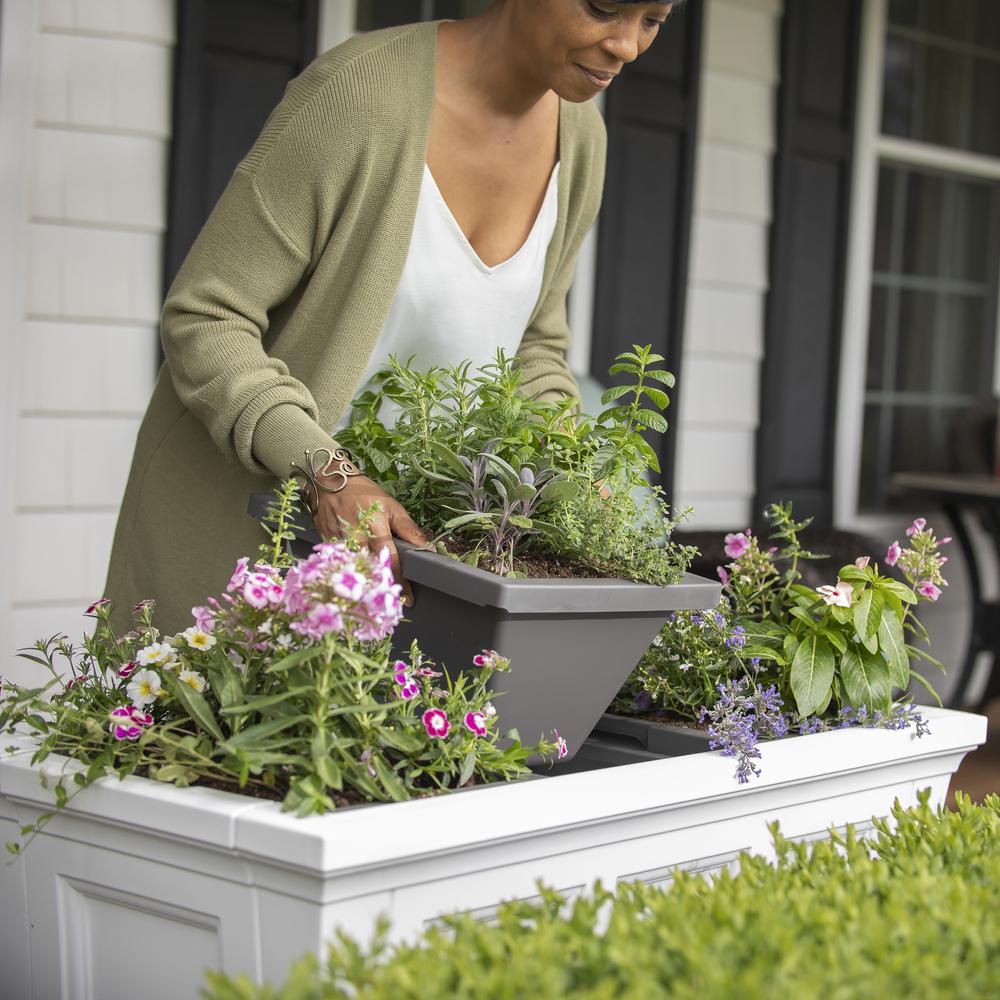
842, 0, 1000, 517
355, 1, 490, 32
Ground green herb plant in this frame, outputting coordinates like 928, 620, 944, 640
337, 347, 695, 583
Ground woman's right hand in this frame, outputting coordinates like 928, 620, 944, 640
310, 474, 428, 605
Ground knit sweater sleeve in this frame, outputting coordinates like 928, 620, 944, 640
515, 101, 607, 405
159, 30, 400, 479
160, 165, 339, 478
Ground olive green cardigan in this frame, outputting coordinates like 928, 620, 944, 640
105, 20, 607, 635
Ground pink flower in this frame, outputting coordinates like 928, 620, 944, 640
132, 599, 154, 614
906, 517, 927, 538
817, 580, 854, 607
359, 748, 376, 777
554, 730, 568, 760
331, 569, 365, 601
717, 566, 730, 587
854, 556, 870, 570
916, 580, 941, 601
392, 660, 409, 685
290, 602, 344, 640
191, 605, 216, 632
941, 536, 952, 544
227, 557, 250, 592
399, 679, 420, 700
108, 705, 152, 741
416, 666, 442, 677
243, 580, 270, 609
84, 598, 110, 615
724, 532, 751, 559
472, 649, 510, 671
885, 540, 901, 567
118, 661, 136, 679
422, 708, 450, 738
464, 711, 488, 736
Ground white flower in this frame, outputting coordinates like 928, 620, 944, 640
483, 702, 497, 718
181, 626, 217, 651
178, 669, 207, 694
136, 642, 176, 669
127, 669, 163, 707
227, 650, 246, 673
257, 618, 273, 635
679, 662, 692, 672
274, 633, 293, 649
817, 580, 854, 608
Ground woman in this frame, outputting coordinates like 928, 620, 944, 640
105, 0, 676, 635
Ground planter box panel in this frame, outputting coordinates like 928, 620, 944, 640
0, 813, 31, 1000
0, 707, 985, 998
595, 712, 711, 756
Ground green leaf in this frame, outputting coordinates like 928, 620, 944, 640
853, 588, 884, 642
820, 629, 848, 655
153, 763, 196, 784
442, 511, 494, 530
641, 386, 670, 410
264, 646, 325, 675
878, 611, 910, 691
643, 368, 675, 386
600, 384, 632, 403
459, 749, 477, 786
508, 515, 533, 529
509, 483, 536, 503
635, 437, 660, 473
538, 479, 580, 503
790, 635, 835, 717
788, 606, 818, 630
219, 715, 306, 749
876, 578, 918, 604
371, 755, 410, 802
220, 686, 313, 714
170, 678, 225, 741
841, 648, 891, 712
314, 755, 343, 791
633, 409, 668, 433
608, 361, 640, 376
837, 566, 868, 582
378, 727, 425, 753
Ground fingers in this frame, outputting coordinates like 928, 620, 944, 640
390, 508, 429, 547
366, 514, 413, 607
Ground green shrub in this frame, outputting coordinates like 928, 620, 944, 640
204, 793, 1000, 1000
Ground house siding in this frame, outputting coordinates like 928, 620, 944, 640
3, 0, 175, 681
674, 0, 783, 529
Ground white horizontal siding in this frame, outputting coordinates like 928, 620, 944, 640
26, 222, 163, 323
42, 0, 175, 43
7, 605, 95, 687
19, 320, 157, 414
32, 128, 168, 230
15, 415, 141, 508
675, 0, 782, 530
13, 511, 119, 605
35, 31, 172, 136
3, 1, 175, 667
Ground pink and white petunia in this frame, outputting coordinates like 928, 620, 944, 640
817, 580, 854, 607
724, 532, 751, 559
118, 661, 137, 679
553, 730, 569, 760
906, 517, 927, 538
916, 580, 942, 601
422, 708, 450, 738
464, 711, 488, 737
398, 678, 420, 700
108, 705, 154, 741
885, 540, 902, 567
126, 669, 163, 707
85, 598, 110, 615
392, 660, 410, 685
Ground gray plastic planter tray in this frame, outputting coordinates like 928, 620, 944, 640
247, 493, 720, 762
593, 712, 712, 757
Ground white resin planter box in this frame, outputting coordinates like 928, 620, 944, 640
0, 706, 985, 1000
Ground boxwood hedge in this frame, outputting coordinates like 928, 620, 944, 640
206, 793, 1000, 1000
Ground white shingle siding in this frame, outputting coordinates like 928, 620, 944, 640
2, 0, 175, 681
675, 0, 783, 529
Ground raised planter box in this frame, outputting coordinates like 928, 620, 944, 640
247, 494, 721, 758
1, 706, 985, 999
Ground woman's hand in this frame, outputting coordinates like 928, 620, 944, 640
311, 474, 428, 605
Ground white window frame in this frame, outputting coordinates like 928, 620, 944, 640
835, 0, 1000, 533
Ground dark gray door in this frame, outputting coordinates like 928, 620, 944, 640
590, 2, 704, 493
165, 0, 319, 288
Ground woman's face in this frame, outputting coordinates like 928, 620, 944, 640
513, 0, 675, 102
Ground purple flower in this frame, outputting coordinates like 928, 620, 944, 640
422, 708, 450, 739
906, 517, 927, 538
118, 661, 137, 680
553, 730, 569, 760
191, 605, 216, 632
472, 649, 509, 671
724, 532, 751, 559
227, 557, 250, 592
331, 569, 365, 601
633, 690, 653, 712
717, 566, 730, 586
84, 598, 110, 615
725, 625, 746, 649
464, 711, 488, 736
359, 748, 377, 777
885, 540, 901, 567
392, 660, 409, 685
399, 679, 420, 700
916, 580, 941, 601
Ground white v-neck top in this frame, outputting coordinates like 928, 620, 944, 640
339, 161, 560, 427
